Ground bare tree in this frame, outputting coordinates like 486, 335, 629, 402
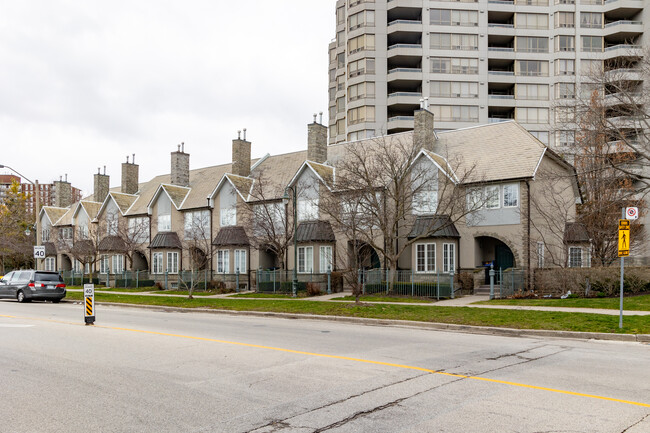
180, 210, 212, 299
246, 170, 294, 270
322, 135, 481, 292
568, 50, 650, 195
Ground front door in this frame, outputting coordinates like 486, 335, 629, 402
495, 244, 514, 270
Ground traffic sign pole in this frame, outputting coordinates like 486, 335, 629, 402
84, 284, 95, 325
620, 209, 624, 329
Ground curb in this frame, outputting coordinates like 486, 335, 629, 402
89, 301, 650, 343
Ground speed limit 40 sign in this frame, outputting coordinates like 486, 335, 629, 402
626, 207, 639, 220
33, 246, 45, 259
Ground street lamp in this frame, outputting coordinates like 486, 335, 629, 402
0, 164, 40, 266
282, 186, 298, 298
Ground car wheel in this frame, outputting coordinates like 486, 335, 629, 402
17, 290, 27, 303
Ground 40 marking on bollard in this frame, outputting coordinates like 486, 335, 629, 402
84, 284, 95, 325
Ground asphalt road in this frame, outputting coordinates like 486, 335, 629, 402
1, 300, 649, 433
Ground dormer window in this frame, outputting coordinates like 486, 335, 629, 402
298, 198, 319, 221
157, 192, 172, 231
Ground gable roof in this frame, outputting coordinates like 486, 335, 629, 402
287, 160, 335, 191
73, 200, 102, 221
147, 184, 191, 214
40, 206, 68, 226
209, 173, 255, 205
435, 121, 548, 184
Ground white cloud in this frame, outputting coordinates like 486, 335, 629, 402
0, 0, 334, 196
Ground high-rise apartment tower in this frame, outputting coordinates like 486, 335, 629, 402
328, 0, 648, 148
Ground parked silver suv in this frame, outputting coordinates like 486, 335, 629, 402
0, 270, 66, 303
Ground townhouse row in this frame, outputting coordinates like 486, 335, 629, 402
35, 110, 589, 290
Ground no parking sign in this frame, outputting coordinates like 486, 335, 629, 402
626, 207, 639, 220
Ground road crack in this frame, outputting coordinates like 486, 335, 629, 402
621, 412, 650, 432
244, 372, 429, 433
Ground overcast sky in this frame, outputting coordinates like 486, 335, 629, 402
0, 1, 335, 196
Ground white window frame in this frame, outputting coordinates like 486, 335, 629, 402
217, 250, 230, 274
44, 257, 56, 272
297, 198, 319, 221
298, 246, 314, 274
503, 184, 519, 208
568, 247, 582, 268
537, 242, 545, 268
99, 255, 109, 274
167, 252, 179, 274
234, 249, 247, 273
413, 189, 439, 215
319, 246, 333, 273
112, 254, 124, 274
443, 243, 455, 274
416, 243, 436, 273
152, 252, 163, 274
486, 186, 500, 209
158, 214, 171, 232
220, 207, 236, 227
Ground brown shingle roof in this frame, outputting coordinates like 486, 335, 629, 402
564, 222, 590, 243
296, 220, 336, 243
407, 215, 461, 239
98, 235, 128, 252
44, 242, 57, 256
149, 232, 183, 249
226, 174, 254, 201
212, 226, 250, 246
162, 184, 191, 208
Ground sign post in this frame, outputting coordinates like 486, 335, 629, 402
618, 214, 631, 329
84, 284, 95, 326
33, 246, 45, 259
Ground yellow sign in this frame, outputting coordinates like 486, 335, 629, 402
618, 219, 630, 257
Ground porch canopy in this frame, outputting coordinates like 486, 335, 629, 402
212, 226, 250, 247
296, 220, 335, 243
407, 215, 460, 239
149, 232, 183, 249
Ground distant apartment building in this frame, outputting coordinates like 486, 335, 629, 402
0, 173, 82, 214
328, 0, 648, 148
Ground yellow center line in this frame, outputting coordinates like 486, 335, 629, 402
3, 313, 649, 408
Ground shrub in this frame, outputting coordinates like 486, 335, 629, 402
534, 266, 650, 297
306, 282, 321, 297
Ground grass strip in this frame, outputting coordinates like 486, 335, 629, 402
65, 292, 650, 334
477, 294, 650, 311
229, 293, 310, 299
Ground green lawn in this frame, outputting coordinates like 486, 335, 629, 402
64, 292, 650, 334
331, 295, 434, 304
228, 293, 309, 299
477, 294, 650, 311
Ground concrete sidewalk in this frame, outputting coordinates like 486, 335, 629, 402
67, 289, 650, 316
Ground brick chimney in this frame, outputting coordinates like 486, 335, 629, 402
232, 129, 251, 177
121, 154, 139, 195
53, 174, 72, 208
307, 113, 327, 164
171, 143, 190, 186
414, 98, 436, 152
93, 167, 110, 203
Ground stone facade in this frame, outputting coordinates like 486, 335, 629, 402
53, 180, 72, 208
171, 149, 190, 186
414, 109, 435, 153
307, 122, 328, 163
121, 161, 139, 194
93, 172, 109, 204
